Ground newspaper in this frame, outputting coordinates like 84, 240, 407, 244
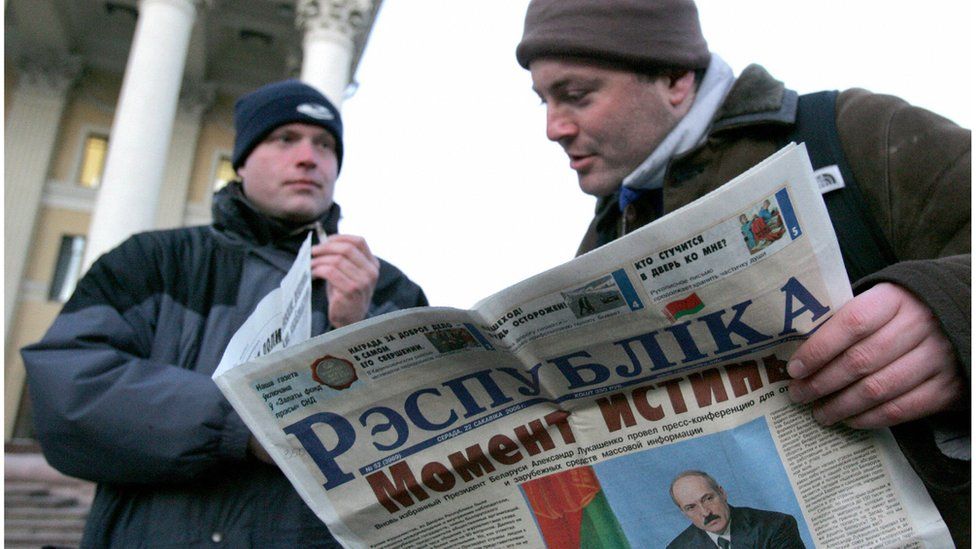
214, 144, 952, 548
214, 235, 312, 377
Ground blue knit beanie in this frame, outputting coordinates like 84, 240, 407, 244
232, 79, 344, 171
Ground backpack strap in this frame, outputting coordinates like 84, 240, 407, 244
787, 90, 898, 281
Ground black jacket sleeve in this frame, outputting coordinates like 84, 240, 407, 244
21, 237, 252, 485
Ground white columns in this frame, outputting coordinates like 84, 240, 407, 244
83, 0, 202, 268
154, 82, 214, 229
296, 0, 374, 106
4, 52, 81, 339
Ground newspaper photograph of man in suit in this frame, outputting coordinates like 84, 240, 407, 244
667, 470, 805, 549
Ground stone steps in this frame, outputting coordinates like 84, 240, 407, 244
5, 451, 94, 549
6, 517, 87, 532
6, 505, 90, 520
5, 530, 88, 547
5, 490, 87, 508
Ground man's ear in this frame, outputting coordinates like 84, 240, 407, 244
667, 71, 697, 107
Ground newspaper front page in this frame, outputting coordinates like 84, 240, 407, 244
214, 145, 952, 548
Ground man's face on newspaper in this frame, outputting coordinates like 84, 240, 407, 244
672, 475, 731, 534
530, 57, 685, 197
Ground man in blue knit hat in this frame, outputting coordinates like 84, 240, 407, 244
22, 79, 428, 547
231, 79, 388, 328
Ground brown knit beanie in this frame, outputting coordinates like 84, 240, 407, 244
516, 0, 710, 72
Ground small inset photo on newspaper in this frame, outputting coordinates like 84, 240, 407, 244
561, 271, 643, 320
423, 326, 482, 354
738, 194, 789, 255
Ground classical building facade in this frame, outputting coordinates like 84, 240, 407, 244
4, 0, 383, 443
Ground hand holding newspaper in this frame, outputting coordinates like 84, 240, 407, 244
214, 145, 952, 548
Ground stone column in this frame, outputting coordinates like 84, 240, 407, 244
154, 81, 215, 229
4, 52, 81, 340
296, 0, 374, 106
82, 0, 205, 268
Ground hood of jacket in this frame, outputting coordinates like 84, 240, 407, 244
709, 63, 797, 134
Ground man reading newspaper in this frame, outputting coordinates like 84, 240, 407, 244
516, 0, 969, 544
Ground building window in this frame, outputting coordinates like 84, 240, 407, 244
213, 155, 236, 191
79, 133, 109, 188
49, 235, 86, 302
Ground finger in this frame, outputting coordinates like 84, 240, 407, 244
326, 234, 375, 259
787, 302, 930, 404
807, 334, 949, 425
787, 284, 900, 379
841, 365, 966, 429
312, 239, 368, 263
313, 241, 379, 274
314, 263, 359, 293
312, 254, 378, 288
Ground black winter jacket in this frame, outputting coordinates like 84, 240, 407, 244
22, 183, 428, 547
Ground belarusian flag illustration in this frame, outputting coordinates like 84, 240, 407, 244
522, 466, 630, 548
663, 292, 704, 322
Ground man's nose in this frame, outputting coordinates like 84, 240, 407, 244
294, 138, 319, 166
546, 107, 577, 143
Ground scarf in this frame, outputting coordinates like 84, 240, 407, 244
619, 54, 735, 211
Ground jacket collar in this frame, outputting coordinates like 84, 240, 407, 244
210, 181, 340, 251
709, 64, 798, 133
622, 54, 736, 193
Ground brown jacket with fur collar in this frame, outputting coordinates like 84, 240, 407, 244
578, 65, 970, 546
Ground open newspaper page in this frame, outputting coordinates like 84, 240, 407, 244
213, 144, 952, 548
213, 234, 312, 377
